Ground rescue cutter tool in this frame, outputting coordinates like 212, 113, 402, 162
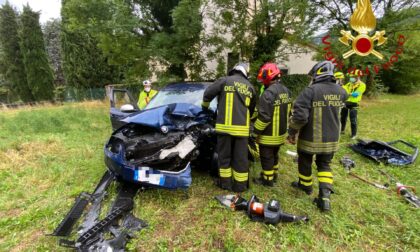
380, 170, 420, 208
215, 194, 309, 224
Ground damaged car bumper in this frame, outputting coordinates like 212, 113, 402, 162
105, 146, 192, 189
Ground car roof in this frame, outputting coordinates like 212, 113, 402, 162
161, 81, 213, 91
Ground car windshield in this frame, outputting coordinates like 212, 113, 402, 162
146, 87, 217, 110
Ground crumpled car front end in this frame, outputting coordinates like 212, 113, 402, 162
104, 103, 215, 189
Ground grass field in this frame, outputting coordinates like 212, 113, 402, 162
0, 94, 419, 251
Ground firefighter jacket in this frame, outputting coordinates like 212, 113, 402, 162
289, 78, 348, 154
254, 81, 292, 146
202, 73, 257, 137
342, 81, 366, 104
138, 89, 158, 110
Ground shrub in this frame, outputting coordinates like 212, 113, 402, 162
281, 74, 311, 98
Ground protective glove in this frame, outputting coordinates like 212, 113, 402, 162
201, 101, 210, 111
250, 132, 258, 139
351, 92, 359, 98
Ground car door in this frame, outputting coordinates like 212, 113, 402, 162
108, 87, 140, 131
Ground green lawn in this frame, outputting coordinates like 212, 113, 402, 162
0, 95, 419, 251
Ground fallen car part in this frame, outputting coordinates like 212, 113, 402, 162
215, 194, 309, 224
340, 157, 355, 172
51, 171, 148, 251
379, 170, 420, 208
348, 172, 389, 190
350, 139, 418, 165
50, 171, 115, 237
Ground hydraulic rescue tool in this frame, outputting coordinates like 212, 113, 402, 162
215, 194, 309, 224
340, 157, 389, 190
339, 157, 419, 208
348, 172, 389, 190
379, 170, 420, 208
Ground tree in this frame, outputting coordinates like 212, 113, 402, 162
150, 0, 204, 80
19, 5, 55, 101
61, 0, 204, 81
208, 0, 314, 79
0, 3, 33, 102
43, 18, 65, 87
61, 0, 123, 88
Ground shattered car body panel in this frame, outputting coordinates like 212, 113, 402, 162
351, 139, 419, 165
105, 83, 217, 189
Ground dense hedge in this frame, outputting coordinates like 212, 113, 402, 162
281, 74, 311, 98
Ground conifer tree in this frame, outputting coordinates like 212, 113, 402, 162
0, 3, 33, 102
19, 5, 54, 101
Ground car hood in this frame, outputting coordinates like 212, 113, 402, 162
122, 103, 210, 129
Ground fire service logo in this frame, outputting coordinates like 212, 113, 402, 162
339, 0, 386, 59
322, 0, 407, 75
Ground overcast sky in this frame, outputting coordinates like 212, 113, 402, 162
0, 0, 61, 23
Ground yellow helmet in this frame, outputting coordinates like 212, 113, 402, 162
334, 72, 345, 79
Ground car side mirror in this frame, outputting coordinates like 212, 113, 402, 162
120, 104, 136, 112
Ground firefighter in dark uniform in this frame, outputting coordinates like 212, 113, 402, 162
202, 62, 257, 192
253, 63, 292, 186
287, 61, 348, 211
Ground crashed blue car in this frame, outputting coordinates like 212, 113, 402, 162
105, 82, 218, 190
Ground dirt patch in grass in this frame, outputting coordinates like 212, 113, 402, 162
0, 139, 67, 171
10, 230, 43, 252
0, 208, 23, 219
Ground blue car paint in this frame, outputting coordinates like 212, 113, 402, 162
122, 103, 206, 129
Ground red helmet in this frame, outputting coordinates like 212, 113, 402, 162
257, 63, 281, 85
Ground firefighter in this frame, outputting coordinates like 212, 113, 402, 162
334, 72, 345, 86
137, 80, 158, 110
252, 63, 292, 187
202, 62, 257, 192
287, 61, 348, 212
341, 69, 366, 139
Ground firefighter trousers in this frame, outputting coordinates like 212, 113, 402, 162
259, 145, 280, 182
217, 134, 248, 192
297, 151, 334, 191
341, 103, 358, 137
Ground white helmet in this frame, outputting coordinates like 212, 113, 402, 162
229, 62, 249, 78
143, 80, 151, 86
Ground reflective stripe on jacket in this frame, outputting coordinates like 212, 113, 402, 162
289, 79, 348, 154
202, 73, 256, 137
254, 81, 292, 146
138, 89, 158, 110
342, 81, 366, 104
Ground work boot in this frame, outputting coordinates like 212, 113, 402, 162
232, 181, 248, 193
273, 173, 279, 183
253, 176, 274, 187
315, 188, 332, 212
291, 181, 313, 195
214, 178, 232, 191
